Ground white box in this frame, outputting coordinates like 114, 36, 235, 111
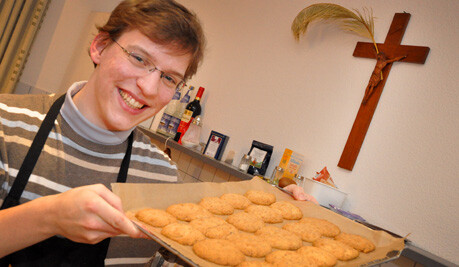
302, 178, 348, 208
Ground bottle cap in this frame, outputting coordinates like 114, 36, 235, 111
294, 174, 304, 180
195, 87, 205, 99
192, 116, 202, 126
171, 90, 181, 100
181, 86, 193, 103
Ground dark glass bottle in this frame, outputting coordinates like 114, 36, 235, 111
174, 87, 205, 143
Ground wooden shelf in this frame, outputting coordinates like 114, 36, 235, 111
139, 127, 254, 181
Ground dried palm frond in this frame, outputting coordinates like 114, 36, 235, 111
292, 3, 379, 54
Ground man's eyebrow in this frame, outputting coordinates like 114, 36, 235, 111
127, 44, 186, 80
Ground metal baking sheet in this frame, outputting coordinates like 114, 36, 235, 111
114, 178, 405, 266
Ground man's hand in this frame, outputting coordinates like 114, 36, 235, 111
48, 184, 146, 244
0, 184, 147, 257
283, 184, 319, 204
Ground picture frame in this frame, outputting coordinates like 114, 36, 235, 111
203, 131, 229, 160
246, 140, 273, 176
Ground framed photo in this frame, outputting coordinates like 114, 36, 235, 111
203, 131, 229, 160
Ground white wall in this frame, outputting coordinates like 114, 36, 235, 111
19, 0, 459, 263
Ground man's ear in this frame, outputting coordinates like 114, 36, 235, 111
89, 32, 111, 65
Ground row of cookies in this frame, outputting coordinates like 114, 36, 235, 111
134, 190, 375, 266
236, 233, 376, 267
135, 190, 302, 244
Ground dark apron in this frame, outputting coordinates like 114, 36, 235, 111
0, 94, 133, 266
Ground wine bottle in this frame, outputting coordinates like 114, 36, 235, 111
174, 87, 205, 143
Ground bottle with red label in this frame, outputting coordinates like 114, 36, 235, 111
174, 87, 205, 143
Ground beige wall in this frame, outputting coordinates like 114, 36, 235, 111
18, 0, 459, 264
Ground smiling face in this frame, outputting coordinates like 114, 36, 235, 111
73, 29, 191, 131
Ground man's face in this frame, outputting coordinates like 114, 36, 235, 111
76, 29, 191, 131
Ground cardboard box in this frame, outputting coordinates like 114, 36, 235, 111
278, 148, 304, 179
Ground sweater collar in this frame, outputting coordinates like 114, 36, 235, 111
60, 81, 134, 145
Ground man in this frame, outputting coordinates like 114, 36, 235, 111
0, 0, 315, 265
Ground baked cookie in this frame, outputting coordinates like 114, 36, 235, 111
237, 261, 273, 267
265, 250, 316, 267
135, 208, 177, 228
313, 238, 359, 261
166, 203, 212, 222
227, 211, 265, 233
226, 232, 272, 258
193, 239, 245, 266
189, 216, 227, 234
255, 226, 303, 250
161, 223, 205, 246
334, 232, 375, 253
283, 222, 322, 243
300, 217, 341, 237
245, 205, 283, 224
205, 223, 239, 239
270, 201, 303, 220
221, 193, 252, 209
297, 246, 337, 267
244, 190, 276, 205
199, 196, 235, 215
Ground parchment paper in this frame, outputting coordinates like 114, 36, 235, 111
112, 178, 404, 266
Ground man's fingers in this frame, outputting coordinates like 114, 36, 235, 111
92, 196, 139, 236
131, 221, 152, 239
91, 185, 145, 237
83, 185, 141, 238
283, 184, 318, 204
90, 184, 124, 212
305, 195, 319, 205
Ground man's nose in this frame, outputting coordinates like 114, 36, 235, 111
136, 71, 162, 97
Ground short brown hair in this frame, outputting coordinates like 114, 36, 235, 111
97, 0, 205, 80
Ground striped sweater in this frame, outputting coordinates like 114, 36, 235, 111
0, 93, 179, 266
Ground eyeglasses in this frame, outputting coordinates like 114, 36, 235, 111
111, 39, 186, 91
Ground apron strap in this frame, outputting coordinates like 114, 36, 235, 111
1, 94, 66, 209
117, 131, 133, 183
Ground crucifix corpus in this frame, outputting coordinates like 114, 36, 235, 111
338, 13, 430, 170
292, 4, 430, 171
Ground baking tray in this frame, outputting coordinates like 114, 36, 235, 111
113, 178, 405, 266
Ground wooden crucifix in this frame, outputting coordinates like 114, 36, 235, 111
338, 13, 430, 171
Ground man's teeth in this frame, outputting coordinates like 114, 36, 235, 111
119, 90, 144, 109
